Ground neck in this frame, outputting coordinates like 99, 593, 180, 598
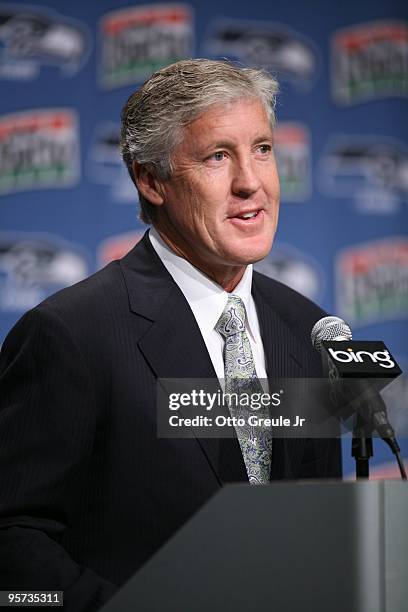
154, 227, 246, 292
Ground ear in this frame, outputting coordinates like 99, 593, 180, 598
132, 161, 165, 206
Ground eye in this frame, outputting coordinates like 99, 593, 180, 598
209, 151, 226, 162
257, 144, 272, 155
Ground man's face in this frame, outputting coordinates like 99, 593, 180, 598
155, 97, 280, 284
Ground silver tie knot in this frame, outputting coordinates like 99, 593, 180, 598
215, 295, 246, 338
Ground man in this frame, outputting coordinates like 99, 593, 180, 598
0, 59, 341, 611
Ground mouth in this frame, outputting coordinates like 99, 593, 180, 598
226, 208, 266, 231
228, 208, 262, 221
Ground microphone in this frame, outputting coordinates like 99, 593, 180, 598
311, 316, 401, 447
311, 316, 352, 352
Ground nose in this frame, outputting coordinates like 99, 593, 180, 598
231, 158, 261, 198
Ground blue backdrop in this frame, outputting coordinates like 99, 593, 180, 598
1, 0, 407, 477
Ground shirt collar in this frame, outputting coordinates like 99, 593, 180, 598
148, 227, 256, 339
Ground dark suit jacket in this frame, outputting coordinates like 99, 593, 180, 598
0, 232, 341, 611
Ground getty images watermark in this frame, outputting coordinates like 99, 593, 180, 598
155, 379, 350, 439
166, 388, 305, 429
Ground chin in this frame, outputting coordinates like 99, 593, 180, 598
228, 238, 274, 265
224, 249, 271, 267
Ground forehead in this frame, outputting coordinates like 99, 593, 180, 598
179, 98, 272, 151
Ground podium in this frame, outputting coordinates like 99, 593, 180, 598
101, 481, 407, 612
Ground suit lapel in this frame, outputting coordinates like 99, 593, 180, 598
120, 233, 247, 484
252, 276, 307, 479
252, 282, 305, 378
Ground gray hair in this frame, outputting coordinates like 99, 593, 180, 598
120, 58, 279, 224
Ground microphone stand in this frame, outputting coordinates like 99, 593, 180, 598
351, 413, 373, 479
350, 392, 407, 480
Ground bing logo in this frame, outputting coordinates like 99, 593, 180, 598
327, 348, 395, 369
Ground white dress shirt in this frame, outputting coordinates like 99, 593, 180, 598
149, 228, 268, 384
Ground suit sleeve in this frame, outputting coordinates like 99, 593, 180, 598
0, 306, 117, 611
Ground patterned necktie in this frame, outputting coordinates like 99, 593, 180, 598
215, 295, 272, 485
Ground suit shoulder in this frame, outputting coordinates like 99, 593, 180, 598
1, 261, 132, 386
252, 271, 327, 332
46, 260, 122, 301
32, 261, 127, 327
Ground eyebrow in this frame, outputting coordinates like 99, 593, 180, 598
200, 134, 274, 153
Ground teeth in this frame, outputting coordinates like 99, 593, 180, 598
239, 211, 257, 219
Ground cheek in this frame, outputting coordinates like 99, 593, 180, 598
166, 180, 197, 222
264, 165, 280, 190
190, 183, 222, 221
166, 171, 228, 232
